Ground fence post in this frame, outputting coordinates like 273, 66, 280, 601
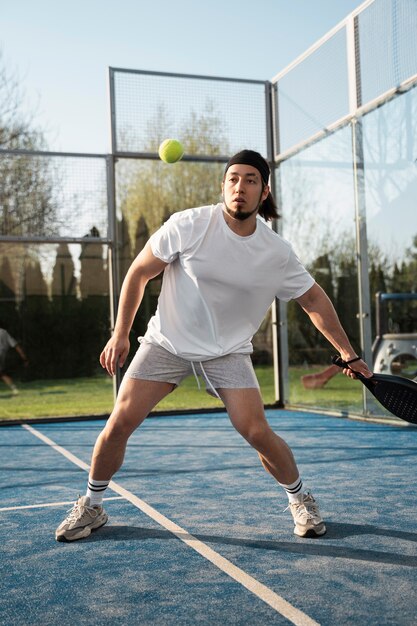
265, 80, 285, 407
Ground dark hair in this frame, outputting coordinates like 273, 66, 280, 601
258, 190, 280, 222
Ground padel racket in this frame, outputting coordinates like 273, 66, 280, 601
332, 355, 417, 424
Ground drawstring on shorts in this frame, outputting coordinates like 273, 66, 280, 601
190, 361, 221, 399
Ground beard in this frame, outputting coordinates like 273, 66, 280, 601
224, 204, 258, 221
222, 189, 264, 221
223, 198, 261, 221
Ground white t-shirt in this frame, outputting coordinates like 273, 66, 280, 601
144, 203, 314, 360
0, 328, 17, 368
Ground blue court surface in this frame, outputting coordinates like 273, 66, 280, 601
0, 409, 416, 626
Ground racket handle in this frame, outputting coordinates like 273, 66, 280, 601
332, 355, 362, 368
332, 355, 369, 383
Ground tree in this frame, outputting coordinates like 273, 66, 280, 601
387, 235, 417, 333
0, 255, 18, 336
51, 243, 76, 298
369, 261, 387, 337
119, 102, 229, 250
79, 227, 108, 298
0, 255, 15, 298
23, 258, 48, 297
287, 253, 338, 364
335, 258, 360, 351
0, 51, 57, 239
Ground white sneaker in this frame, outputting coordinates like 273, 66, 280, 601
288, 492, 326, 537
55, 496, 108, 542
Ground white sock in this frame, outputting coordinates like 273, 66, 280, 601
279, 477, 304, 503
86, 477, 110, 507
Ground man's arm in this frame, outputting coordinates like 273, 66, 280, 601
295, 282, 372, 379
15, 344, 28, 366
100, 241, 168, 376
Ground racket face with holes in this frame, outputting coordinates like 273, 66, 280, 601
357, 373, 417, 423
331, 356, 417, 423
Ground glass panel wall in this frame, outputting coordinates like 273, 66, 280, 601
358, 0, 417, 105
276, 26, 349, 154
113, 71, 267, 157
278, 125, 364, 413
3, 0, 416, 422
0, 154, 108, 239
115, 157, 275, 410
362, 86, 417, 416
274, 0, 417, 419
0, 242, 113, 420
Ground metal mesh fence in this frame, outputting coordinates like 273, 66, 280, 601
273, 0, 417, 416
0, 240, 113, 399
0, 240, 110, 299
114, 157, 275, 383
112, 70, 268, 157
2, 0, 417, 419
115, 157, 225, 242
0, 152, 108, 240
274, 26, 349, 155
273, 0, 417, 159
358, 0, 417, 105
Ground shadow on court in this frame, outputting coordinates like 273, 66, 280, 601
84, 523, 417, 567
0, 409, 416, 625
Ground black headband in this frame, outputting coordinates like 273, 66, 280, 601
224, 150, 270, 185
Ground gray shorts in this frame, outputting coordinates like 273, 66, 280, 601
125, 341, 259, 397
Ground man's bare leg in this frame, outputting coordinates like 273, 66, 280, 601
218, 387, 326, 537
218, 387, 299, 485
90, 377, 176, 480
55, 377, 175, 541
1, 374, 18, 394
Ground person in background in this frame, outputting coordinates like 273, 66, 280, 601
0, 327, 28, 395
301, 364, 340, 389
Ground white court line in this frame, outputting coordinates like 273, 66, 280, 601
22, 423, 320, 626
0, 497, 123, 513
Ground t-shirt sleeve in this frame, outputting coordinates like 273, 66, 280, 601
149, 211, 193, 263
5, 331, 17, 349
275, 248, 315, 302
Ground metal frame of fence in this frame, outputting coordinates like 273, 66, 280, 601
1, 0, 416, 417
107, 66, 278, 399
270, 0, 417, 410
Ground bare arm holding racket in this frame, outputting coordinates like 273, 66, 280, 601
295, 282, 373, 380
100, 242, 167, 376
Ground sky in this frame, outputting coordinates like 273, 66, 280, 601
1, 0, 365, 154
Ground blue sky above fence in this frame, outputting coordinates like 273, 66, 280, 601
1, 0, 363, 154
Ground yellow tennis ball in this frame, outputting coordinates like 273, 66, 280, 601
158, 139, 184, 163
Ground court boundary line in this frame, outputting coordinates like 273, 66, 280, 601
22, 422, 319, 626
0, 496, 123, 513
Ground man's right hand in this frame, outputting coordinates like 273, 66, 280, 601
100, 335, 130, 376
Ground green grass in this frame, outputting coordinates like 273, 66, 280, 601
0, 376, 115, 421
0, 365, 362, 422
289, 366, 363, 412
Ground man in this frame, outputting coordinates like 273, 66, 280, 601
56, 150, 372, 542
0, 327, 28, 395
